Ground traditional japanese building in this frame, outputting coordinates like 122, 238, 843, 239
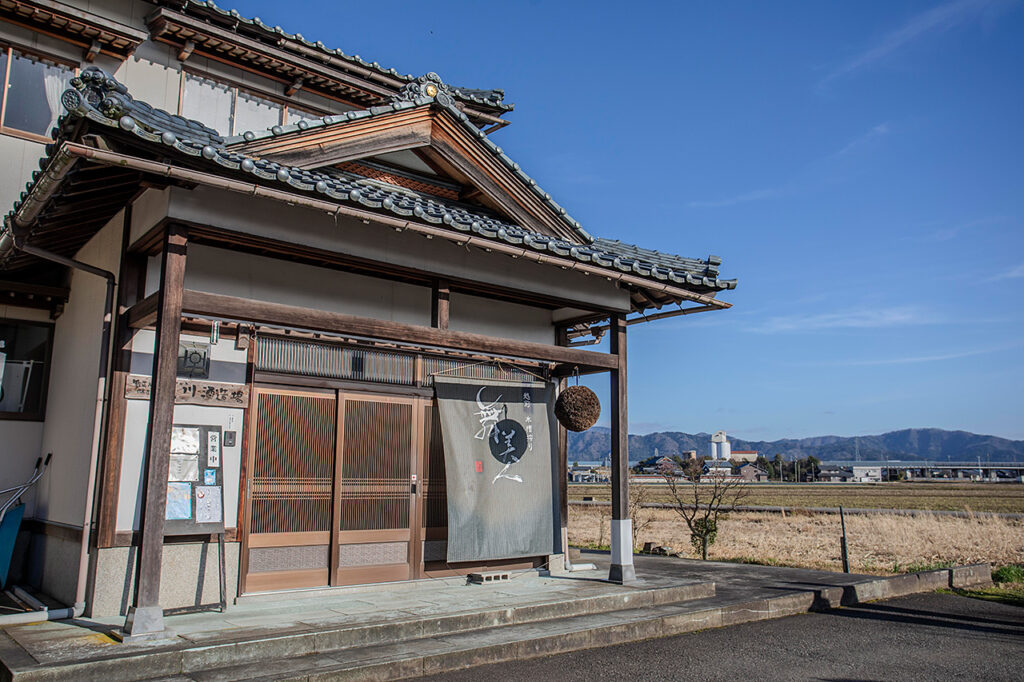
0, 1, 734, 638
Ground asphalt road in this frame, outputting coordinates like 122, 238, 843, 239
420, 592, 1024, 681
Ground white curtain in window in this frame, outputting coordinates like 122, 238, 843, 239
43, 67, 67, 136
233, 90, 281, 134
181, 75, 234, 135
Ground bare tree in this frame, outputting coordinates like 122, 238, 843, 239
628, 476, 654, 550
660, 459, 747, 560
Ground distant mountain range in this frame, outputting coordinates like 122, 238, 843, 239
568, 427, 1024, 463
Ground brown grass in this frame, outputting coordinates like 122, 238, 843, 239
568, 505, 1024, 575
570, 482, 1024, 514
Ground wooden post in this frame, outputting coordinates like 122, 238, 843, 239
96, 206, 145, 549
122, 226, 187, 638
608, 313, 635, 583
431, 280, 449, 330
555, 327, 569, 565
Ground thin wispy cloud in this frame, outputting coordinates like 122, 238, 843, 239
687, 186, 790, 209
752, 306, 938, 334
821, 0, 1003, 85
822, 342, 1022, 367
989, 263, 1024, 280
833, 122, 890, 157
688, 122, 892, 209
913, 215, 1007, 242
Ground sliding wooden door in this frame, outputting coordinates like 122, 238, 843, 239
333, 393, 421, 585
243, 387, 337, 592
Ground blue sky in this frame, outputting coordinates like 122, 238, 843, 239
235, 0, 1024, 440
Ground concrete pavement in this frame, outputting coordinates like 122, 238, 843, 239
0, 553, 995, 681
423, 590, 1024, 681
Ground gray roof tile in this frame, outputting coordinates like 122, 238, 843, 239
9, 68, 735, 294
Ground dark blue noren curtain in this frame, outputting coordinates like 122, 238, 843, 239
434, 377, 559, 562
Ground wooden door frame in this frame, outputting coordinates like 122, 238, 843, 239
333, 390, 423, 585
240, 384, 337, 594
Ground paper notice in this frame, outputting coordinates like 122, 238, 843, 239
204, 468, 217, 485
171, 427, 201, 454
195, 486, 222, 524
166, 482, 192, 520
168, 454, 199, 482
207, 430, 221, 467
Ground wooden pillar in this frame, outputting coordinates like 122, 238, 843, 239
431, 280, 449, 330
123, 226, 187, 638
96, 206, 145, 549
555, 328, 569, 563
608, 313, 635, 583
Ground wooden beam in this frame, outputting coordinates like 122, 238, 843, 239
431, 280, 450, 330
125, 226, 187, 636
180, 289, 618, 371
126, 291, 159, 328
260, 121, 432, 169
177, 39, 195, 62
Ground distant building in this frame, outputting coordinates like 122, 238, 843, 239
737, 463, 769, 482
702, 460, 739, 482
731, 450, 758, 463
852, 465, 882, 482
710, 430, 731, 460
818, 468, 853, 483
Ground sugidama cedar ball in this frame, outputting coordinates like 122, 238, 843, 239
554, 385, 601, 432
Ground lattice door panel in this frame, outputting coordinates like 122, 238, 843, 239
422, 403, 447, 530
335, 395, 417, 584
339, 399, 413, 531
245, 388, 336, 592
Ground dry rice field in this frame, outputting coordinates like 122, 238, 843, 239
570, 482, 1024, 514
568, 505, 1024, 575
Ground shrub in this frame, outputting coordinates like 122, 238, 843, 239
992, 564, 1024, 584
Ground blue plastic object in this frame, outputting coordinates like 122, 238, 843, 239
0, 503, 25, 588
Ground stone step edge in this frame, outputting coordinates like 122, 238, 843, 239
189, 563, 996, 682
1, 581, 716, 681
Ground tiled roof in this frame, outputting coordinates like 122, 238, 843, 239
152, 1, 513, 112
9, 68, 735, 294
227, 72, 590, 242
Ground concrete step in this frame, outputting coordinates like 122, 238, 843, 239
2, 581, 715, 681
179, 591, 821, 681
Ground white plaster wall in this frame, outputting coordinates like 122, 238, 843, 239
167, 187, 631, 312
130, 187, 171, 246
185, 245, 433, 326
449, 292, 555, 345
113, 42, 184, 124
0, 134, 47, 216
35, 213, 123, 527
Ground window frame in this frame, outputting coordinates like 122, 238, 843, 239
0, 318, 55, 422
177, 68, 327, 136
0, 41, 78, 144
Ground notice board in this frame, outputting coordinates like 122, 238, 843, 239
164, 423, 225, 536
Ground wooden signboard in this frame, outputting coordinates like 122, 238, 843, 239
125, 374, 249, 407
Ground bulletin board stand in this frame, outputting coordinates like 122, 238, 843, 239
164, 424, 228, 613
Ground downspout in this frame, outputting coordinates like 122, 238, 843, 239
10, 238, 116, 619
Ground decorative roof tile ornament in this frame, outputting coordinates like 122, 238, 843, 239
62, 67, 225, 147
392, 72, 457, 108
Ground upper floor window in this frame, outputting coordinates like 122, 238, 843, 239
180, 73, 322, 136
0, 320, 53, 420
0, 46, 75, 140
